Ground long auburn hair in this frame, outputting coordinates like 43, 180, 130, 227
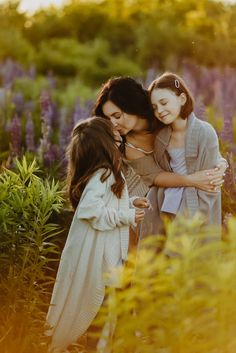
67, 116, 125, 210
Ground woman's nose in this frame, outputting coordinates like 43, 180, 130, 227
110, 117, 118, 126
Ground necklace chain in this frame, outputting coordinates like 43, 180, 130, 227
125, 142, 153, 155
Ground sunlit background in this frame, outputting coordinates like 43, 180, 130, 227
21, 0, 236, 13
0, 0, 235, 13
0, 1, 236, 353
0, 0, 67, 13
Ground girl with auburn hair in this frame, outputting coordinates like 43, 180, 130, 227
94, 76, 226, 236
149, 72, 224, 225
46, 117, 148, 352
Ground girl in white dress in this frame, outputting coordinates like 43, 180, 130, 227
46, 117, 148, 352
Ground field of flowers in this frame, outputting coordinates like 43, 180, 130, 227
0, 1, 236, 351
0, 58, 236, 353
0, 59, 235, 204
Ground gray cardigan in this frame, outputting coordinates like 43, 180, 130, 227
153, 113, 222, 225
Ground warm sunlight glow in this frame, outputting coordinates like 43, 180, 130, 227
0, 0, 235, 14
20, 0, 67, 13
0, 0, 67, 13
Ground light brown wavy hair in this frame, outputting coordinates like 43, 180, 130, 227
67, 116, 125, 210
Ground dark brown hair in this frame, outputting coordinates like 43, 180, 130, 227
93, 76, 158, 132
149, 72, 194, 119
67, 117, 125, 210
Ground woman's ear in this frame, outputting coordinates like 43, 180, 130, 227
180, 92, 187, 106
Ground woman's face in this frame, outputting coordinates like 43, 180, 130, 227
102, 100, 139, 135
150, 88, 186, 125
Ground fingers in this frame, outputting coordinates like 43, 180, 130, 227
133, 197, 150, 208
209, 178, 224, 187
135, 210, 145, 216
199, 185, 221, 193
206, 170, 225, 178
135, 209, 145, 222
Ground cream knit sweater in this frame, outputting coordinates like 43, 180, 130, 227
46, 169, 136, 352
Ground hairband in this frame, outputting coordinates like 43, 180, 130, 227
175, 79, 180, 88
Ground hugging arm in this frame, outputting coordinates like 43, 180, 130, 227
153, 157, 225, 192
153, 168, 223, 192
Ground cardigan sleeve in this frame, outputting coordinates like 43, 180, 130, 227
76, 171, 136, 231
199, 124, 220, 169
196, 124, 221, 220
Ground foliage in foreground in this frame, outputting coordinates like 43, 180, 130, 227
0, 157, 64, 353
97, 215, 236, 353
1, 157, 236, 353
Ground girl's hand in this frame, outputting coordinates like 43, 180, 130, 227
215, 159, 228, 174
133, 197, 150, 209
135, 209, 145, 223
188, 168, 224, 192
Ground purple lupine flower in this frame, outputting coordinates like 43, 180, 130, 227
43, 143, 59, 168
73, 98, 84, 125
9, 115, 21, 156
220, 70, 235, 146
199, 67, 214, 105
12, 92, 24, 116
58, 107, 74, 160
212, 79, 223, 117
51, 101, 60, 130
145, 67, 157, 87
194, 96, 207, 121
25, 113, 35, 152
182, 64, 197, 96
0, 88, 6, 109
38, 91, 54, 166
83, 99, 94, 119
223, 68, 236, 113
1, 59, 24, 88
40, 90, 53, 127
28, 65, 36, 80
221, 104, 234, 145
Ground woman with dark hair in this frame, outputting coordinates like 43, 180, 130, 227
93, 76, 226, 235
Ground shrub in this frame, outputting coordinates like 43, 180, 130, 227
97, 215, 236, 353
0, 157, 64, 353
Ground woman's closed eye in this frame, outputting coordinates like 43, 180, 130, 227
112, 112, 122, 120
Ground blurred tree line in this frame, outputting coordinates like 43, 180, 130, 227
0, 0, 236, 86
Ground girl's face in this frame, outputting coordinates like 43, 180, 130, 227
102, 100, 139, 135
150, 88, 186, 125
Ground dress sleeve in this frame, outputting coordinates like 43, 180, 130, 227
122, 155, 162, 197
76, 171, 136, 231
122, 161, 149, 197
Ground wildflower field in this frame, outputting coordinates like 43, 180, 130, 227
0, 0, 236, 352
